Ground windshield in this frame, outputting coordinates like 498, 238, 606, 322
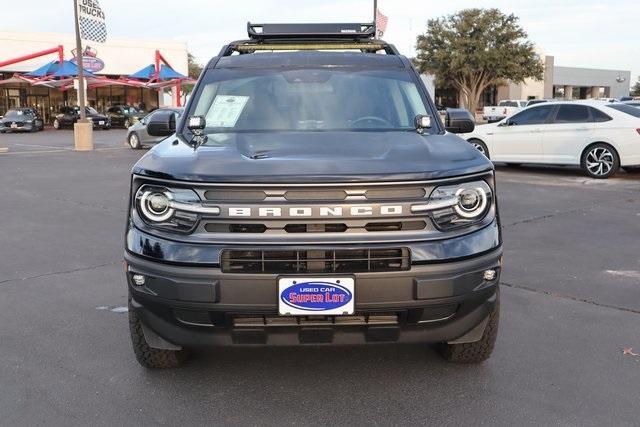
4, 110, 27, 119
498, 101, 518, 107
187, 68, 428, 133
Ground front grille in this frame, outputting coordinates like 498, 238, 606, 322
205, 221, 427, 234
220, 248, 411, 274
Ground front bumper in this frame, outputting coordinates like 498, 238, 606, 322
125, 238, 502, 347
0, 123, 36, 132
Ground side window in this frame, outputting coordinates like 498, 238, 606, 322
509, 105, 554, 125
554, 105, 590, 123
589, 107, 612, 122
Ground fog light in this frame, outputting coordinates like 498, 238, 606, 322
132, 274, 146, 286
483, 269, 497, 281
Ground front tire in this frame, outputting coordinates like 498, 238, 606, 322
129, 300, 189, 369
438, 289, 500, 364
468, 138, 490, 159
581, 143, 619, 179
128, 132, 141, 149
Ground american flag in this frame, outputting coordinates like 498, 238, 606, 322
376, 8, 388, 38
77, 0, 107, 43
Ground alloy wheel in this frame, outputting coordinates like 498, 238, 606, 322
129, 133, 140, 149
53, 119, 59, 129
585, 147, 614, 177
471, 142, 486, 156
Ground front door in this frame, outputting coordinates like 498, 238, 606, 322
488, 104, 555, 163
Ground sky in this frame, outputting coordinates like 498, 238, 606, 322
3, 0, 639, 83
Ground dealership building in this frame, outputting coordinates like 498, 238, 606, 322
0, 31, 189, 122
431, 54, 632, 109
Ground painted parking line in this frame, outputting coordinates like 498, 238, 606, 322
0, 146, 126, 156
13, 143, 73, 151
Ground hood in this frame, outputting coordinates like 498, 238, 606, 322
132, 131, 493, 183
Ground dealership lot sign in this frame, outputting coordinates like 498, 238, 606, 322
77, 0, 107, 43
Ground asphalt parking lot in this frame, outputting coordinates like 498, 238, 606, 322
1, 129, 639, 425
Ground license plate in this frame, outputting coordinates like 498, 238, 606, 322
278, 277, 354, 316
11, 123, 17, 128
98, 121, 104, 125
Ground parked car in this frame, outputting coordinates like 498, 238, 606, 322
124, 22, 501, 369
126, 107, 184, 149
464, 101, 640, 178
483, 100, 527, 123
107, 105, 144, 129
53, 106, 111, 130
0, 107, 45, 133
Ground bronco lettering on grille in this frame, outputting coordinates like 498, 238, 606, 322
227, 205, 403, 218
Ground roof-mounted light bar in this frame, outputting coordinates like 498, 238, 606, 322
235, 43, 386, 52
247, 22, 376, 40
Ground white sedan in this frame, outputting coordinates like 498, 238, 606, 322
464, 101, 640, 178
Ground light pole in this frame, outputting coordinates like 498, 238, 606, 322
72, 0, 93, 150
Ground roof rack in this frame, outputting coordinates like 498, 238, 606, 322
247, 22, 375, 40
216, 22, 399, 57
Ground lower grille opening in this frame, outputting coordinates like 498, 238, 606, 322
233, 313, 399, 327
221, 248, 411, 274
364, 220, 426, 232
205, 223, 267, 233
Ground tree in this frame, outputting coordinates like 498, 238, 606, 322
181, 52, 203, 103
632, 77, 640, 97
414, 8, 544, 113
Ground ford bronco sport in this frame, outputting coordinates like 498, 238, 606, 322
124, 23, 502, 368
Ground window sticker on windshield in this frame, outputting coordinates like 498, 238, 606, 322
206, 95, 249, 127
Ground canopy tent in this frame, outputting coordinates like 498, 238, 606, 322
51, 60, 94, 78
128, 64, 157, 80
129, 63, 189, 82
157, 64, 187, 80
25, 60, 94, 79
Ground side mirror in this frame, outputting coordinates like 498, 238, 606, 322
147, 110, 176, 136
445, 108, 475, 134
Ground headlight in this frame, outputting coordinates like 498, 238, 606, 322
134, 185, 219, 233
139, 190, 174, 222
414, 181, 493, 230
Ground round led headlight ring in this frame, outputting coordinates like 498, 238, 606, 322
454, 187, 488, 219
139, 190, 174, 222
